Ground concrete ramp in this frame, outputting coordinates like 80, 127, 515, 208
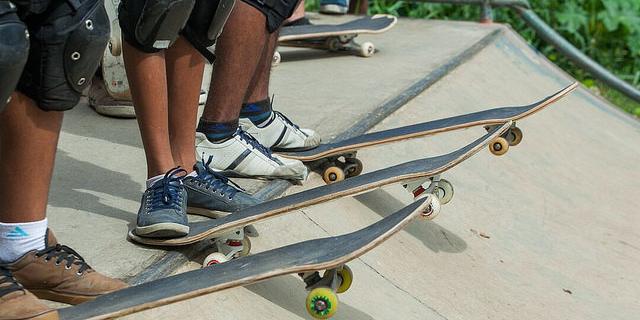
52, 15, 638, 320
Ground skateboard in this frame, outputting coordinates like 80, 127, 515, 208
128, 122, 511, 247
59, 196, 434, 320
278, 82, 578, 184
278, 14, 398, 59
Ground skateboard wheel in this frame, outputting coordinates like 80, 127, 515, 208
323, 166, 345, 184
344, 158, 363, 178
336, 265, 353, 293
489, 137, 509, 156
272, 51, 281, 67
306, 287, 338, 319
240, 236, 252, 257
508, 127, 523, 146
327, 38, 342, 51
359, 42, 375, 57
434, 179, 454, 205
420, 196, 441, 220
203, 252, 228, 268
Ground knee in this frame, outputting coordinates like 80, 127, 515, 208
118, 0, 196, 52
0, 1, 29, 111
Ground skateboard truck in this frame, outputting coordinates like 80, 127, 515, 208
403, 175, 453, 219
327, 35, 376, 57
310, 152, 363, 184
203, 229, 251, 267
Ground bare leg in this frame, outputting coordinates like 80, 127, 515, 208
165, 37, 205, 170
0, 93, 63, 223
122, 42, 174, 178
245, 30, 279, 103
202, 1, 269, 122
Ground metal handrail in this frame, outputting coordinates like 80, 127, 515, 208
412, 0, 640, 103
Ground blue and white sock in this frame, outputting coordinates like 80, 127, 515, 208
0, 218, 47, 263
197, 118, 239, 143
240, 99, 272, 126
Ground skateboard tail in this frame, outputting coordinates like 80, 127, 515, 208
59, 197, 432, 320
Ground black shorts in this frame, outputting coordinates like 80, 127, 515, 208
119, 0, 218, 62
14, 0, 109, 111
242, 0, 300, 33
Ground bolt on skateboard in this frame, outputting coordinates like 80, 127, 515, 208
127, 122, 511, 248
276, 14, 398, 63
59, 196, 434, 320
277, 82, 578, 184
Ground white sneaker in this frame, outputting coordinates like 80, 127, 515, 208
195, 129, 308, 180
239, 111, 321, 152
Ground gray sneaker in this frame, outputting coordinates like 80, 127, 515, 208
184, 157, 262, 218
135, 167, 189, 238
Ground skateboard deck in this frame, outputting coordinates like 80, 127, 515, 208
128, 121, 511, 247
278, 82, 578, 183
59, 197, 433, 320
278, 15, 398, 58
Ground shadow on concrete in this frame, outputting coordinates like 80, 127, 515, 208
63, 100, 141, 149
49, 150, 139, 225
279, 49, 349, 64
247, 275, 374, 320
355, 189, 467, 253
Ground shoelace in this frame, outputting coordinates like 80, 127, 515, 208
149, 167, 186, 211
0, 268, 23, 296
196, 156, 245, 199
273, 111, 302, 131
35, 245, 91, 275
236, 129, 278, 161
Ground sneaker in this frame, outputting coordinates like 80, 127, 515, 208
88, 77, 136, 119
195, 129, 308, 180
136, 167, 189, 238
239, 111, 321, 152
0, 267, 58, 320
319, 0, 349, 14
184, 157, 262, 218
2, 230, 127, 305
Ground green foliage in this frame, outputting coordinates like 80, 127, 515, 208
305, 0, 640, 115
365, 0, 640, 86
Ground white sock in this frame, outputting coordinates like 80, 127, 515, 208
0, 218, 47, 264
146, 174, 164, 188
186, 171, 197, 178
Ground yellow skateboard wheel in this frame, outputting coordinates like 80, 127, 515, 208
509, 127, 523, 146
336, 265, 353, 293
323, 166, 345, 184
489, 137, 509, 156
306, 287, 338, 319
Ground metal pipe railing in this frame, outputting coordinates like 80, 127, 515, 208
412, 0, 640, 103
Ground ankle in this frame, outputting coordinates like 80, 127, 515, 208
240, 99, 272, 125
197, 118, 239, 143
0, 219, 47, 264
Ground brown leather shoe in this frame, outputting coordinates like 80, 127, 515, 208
0, 267, 58, 320
3, 230, 127, 305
